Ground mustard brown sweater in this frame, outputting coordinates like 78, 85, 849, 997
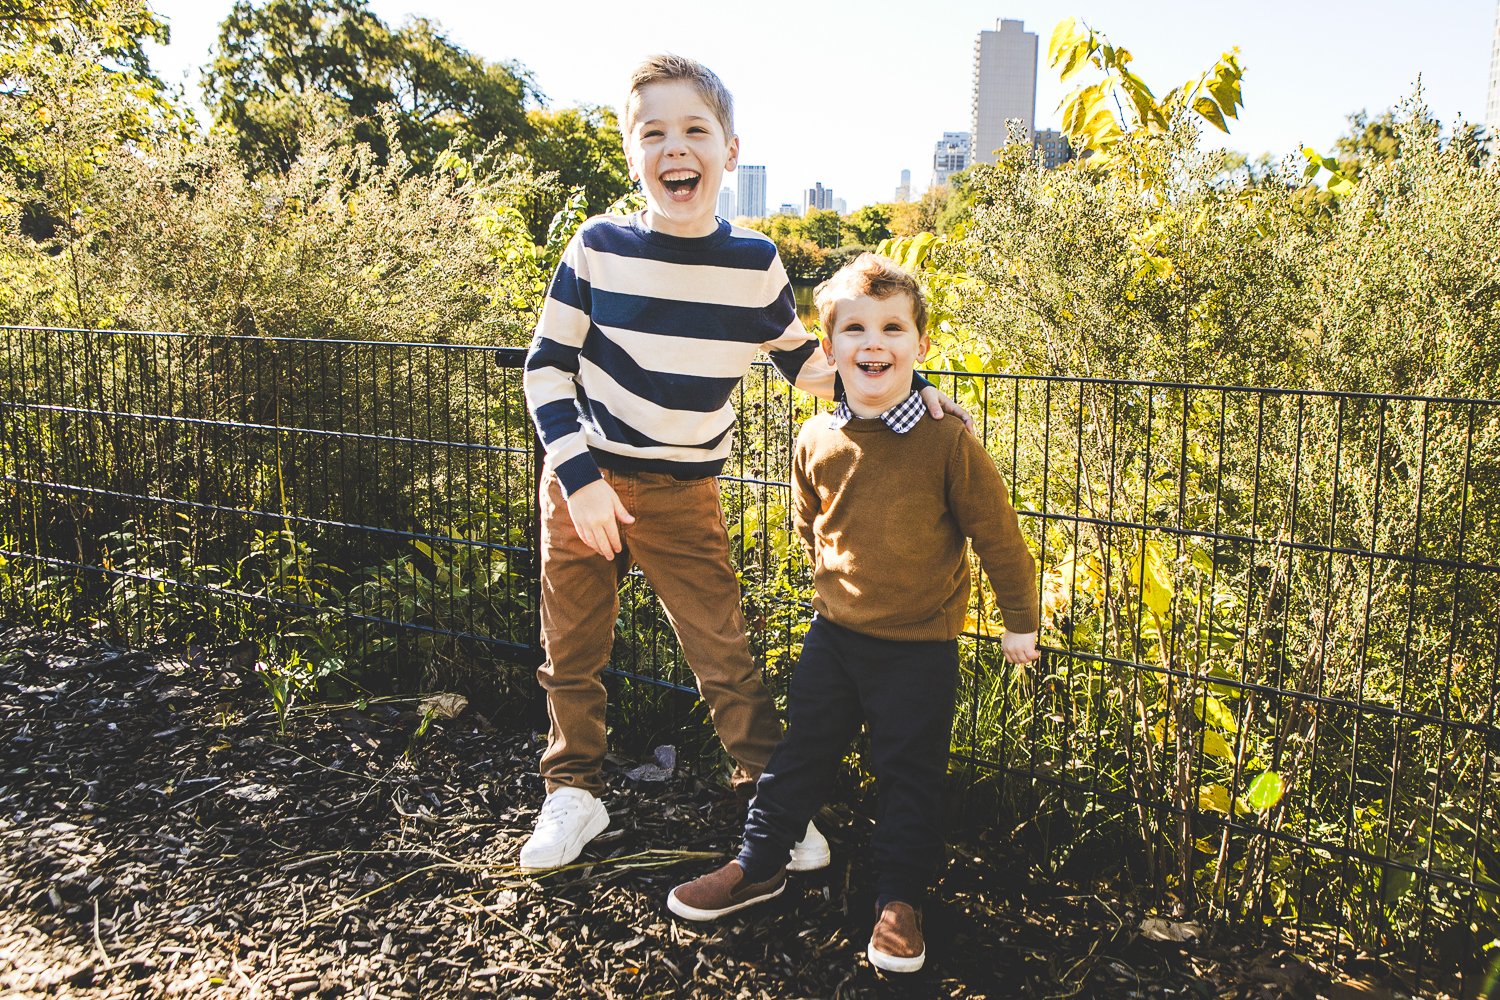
792, 411, 1040, 642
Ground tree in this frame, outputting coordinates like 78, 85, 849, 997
800, 208, 840, 249
1047, 16, 1243, 170
384, 17, 534, 169
0, 0, 182, 318
841, 203, 891, 246
888, 186, 948, 237
1332, 110, 1402, 179
0, 0, 165, 76
520, 104, 630, 238
203, 0, 536, 173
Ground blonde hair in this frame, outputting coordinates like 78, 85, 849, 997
624, 54, 735, 138
815, 254, 929, 336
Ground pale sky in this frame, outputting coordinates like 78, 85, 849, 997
143, 0, 1496, 211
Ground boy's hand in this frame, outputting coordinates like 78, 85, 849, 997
566, 479, 636, 559
919, 385, 976, 434
1002, 631, 1041, 665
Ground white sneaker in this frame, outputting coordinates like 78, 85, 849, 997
788, 819, 831, 871
518, 787, 609, 871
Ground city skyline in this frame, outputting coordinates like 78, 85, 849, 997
142, 1, 1495, 212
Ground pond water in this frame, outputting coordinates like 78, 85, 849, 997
793, 283, 818, 328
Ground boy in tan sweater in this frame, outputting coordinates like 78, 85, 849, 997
666, 254, 1041, 974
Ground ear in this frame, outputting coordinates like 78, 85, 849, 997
625, 147, 640, 183
820, 335, 834, 364
725, 134, 740, 172
916, 333, 931, 363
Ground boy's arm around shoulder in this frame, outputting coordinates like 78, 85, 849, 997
944, 425, 1040, 636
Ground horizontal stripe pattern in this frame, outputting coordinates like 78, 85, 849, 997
523, 212, 837, 495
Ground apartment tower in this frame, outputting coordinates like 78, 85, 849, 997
737, 164, 767, 219
932, 132, 970, 187
1488, 0, 1500, 140
971, 18, 1039, 165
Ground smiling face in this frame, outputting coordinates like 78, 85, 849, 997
821, 292, 930, 419
624, 79, 739, 238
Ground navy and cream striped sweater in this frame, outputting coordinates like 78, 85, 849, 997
524, 212, 837, 496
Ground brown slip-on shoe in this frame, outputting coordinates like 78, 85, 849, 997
667, 861, 786, 922
867, 900, 926, 973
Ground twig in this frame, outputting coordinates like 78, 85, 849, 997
167, 779, 226, 812
91, 899, 114, 972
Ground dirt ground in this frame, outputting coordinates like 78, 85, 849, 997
0, 627, 1446, 998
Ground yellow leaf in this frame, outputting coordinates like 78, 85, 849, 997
1201, 730, 1235, 761
1140, 542, 1173, 616
1198, 784, 1231, 814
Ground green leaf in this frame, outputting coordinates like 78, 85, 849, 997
1194, 693, 1239, 733
1245, 771, 1285, 811
1193, 95, 1229, 133
1201, 730, 1235, 761
1327, 175, 1356, 196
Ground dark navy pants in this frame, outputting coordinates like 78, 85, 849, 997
738, 615, 960, 907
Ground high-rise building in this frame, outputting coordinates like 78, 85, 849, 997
777, 203, 799, 216
717, 186, 736, 220
933, 132, 970, 187
1034, 128, 1074, 170
1487, 1, 1500, 141
894, 169, 912, 203
832, 198, 847, 215
803, 182, 834, 214
971, 18, 1038, 166
737, 164, 767, 218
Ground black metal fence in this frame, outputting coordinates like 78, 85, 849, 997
3, 326, 1498, 993
0, 326, 540, 695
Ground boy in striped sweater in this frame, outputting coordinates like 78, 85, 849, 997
518, 54, 969, 871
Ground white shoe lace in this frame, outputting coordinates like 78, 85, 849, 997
533, 791, 586, 839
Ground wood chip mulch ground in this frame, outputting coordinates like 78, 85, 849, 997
0, 627, 1429, 998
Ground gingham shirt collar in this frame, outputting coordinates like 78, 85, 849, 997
830, 389, 926, 434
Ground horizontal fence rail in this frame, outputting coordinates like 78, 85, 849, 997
3, 328, 1498, 992
1, 326, 541, 693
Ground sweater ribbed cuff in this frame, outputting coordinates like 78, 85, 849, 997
554, 452, 602, 498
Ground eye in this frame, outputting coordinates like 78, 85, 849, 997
642, 129, 663, 139
842, 323, 865, 333
688, 125, 709, 134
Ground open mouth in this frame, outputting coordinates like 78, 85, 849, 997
661, 171, 701, 196
856, 362, 892, 374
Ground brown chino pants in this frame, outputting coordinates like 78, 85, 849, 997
536, 467, 782, 795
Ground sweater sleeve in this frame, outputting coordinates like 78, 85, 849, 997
523, 233, 601, 497
947, 431, 1040, 634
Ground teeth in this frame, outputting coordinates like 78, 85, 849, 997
857, 362, 890, 372
662, 172, 700, 189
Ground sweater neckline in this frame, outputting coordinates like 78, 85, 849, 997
629, 211, 731, 250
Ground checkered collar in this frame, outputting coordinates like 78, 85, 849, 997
830, 389, 925, 434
